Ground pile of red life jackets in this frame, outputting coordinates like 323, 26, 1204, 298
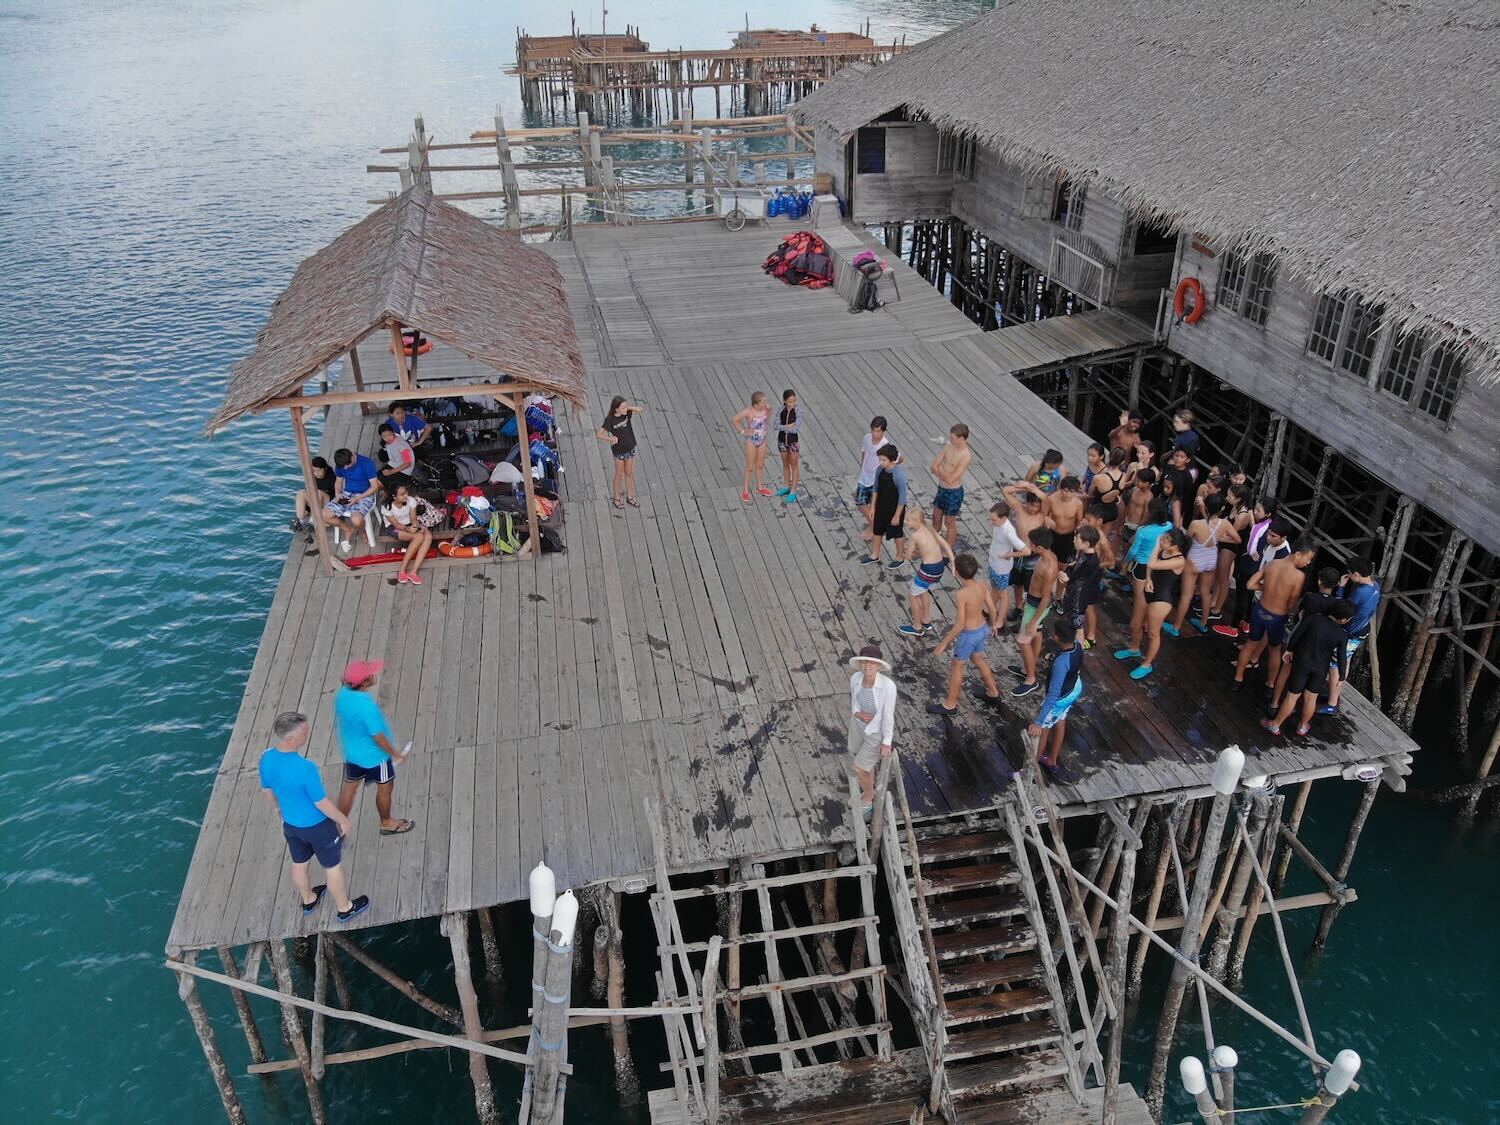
763, 231, 833, 289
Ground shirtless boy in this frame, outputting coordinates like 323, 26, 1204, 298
1044, 475, 1086, 565
1120, 466, 1157, 563
900, 508, 956, 638
930, 423, 972, 548
1009, 528, 1059, 697
1234, 537, 1317, 692
1108, 410, 1144, 462
927, 554, 1001, 714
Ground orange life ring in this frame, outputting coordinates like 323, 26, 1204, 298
437, 540, 492, 559
1173, 277, 1206, 325
390, 339, 434, 357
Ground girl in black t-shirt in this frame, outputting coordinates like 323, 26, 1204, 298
597, 395, 645, 509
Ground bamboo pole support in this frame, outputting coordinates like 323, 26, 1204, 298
1207, 788, 1272, 979
1312, 780, 1379, 952
1129, 801, 1183, 1001
1462, 720, 1500, 820
1101, 823, 1140, 1125
1228, 791, 1284, 988
723, 865, 747, 1069
701, 935, 723, 1123
446, 911, 500, 1125
1271, 780, 1314, 895
529, 901, 576, 1125
267, 940, 327, 1125
494, 107, 522, 229
173, 952, 248, 1125
1146, 767, 1237, 1117
1391, 528, 1466, 729
510, 393, 542, 560
215, 945, 269, 1067
324, 931, 462, 1026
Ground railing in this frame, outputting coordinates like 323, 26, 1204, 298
1049, 235, 1112, 307
873, 751, 952, 1118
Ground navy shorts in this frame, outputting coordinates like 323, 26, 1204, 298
283, 818, 343, 867
344, 759, 396, 785
854, 483, 875, 506
1248, 601, 1288, 646
933, 485, 964, 516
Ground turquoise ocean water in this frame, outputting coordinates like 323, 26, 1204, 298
0, 1, 1494, 1121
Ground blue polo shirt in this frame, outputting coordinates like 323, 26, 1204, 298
1339, 580, 1381, 638
258, 749, 328, 828
334, 684, 393, 768
387, 413, 426, 443
335, 454, 379, 496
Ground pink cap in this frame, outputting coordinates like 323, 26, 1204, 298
342, 659, 384, 686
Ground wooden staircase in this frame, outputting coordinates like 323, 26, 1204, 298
898, 819, 1074, 1110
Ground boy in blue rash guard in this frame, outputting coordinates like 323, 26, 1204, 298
1031, 618, 1085, 774
1322, 556, 1381, 714
863, 444, 911, 569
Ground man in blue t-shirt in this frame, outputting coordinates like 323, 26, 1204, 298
334, 659, 415, 835
1323, 556, 1382, 714
323, 447, 383, 552
258, 711, 369, 922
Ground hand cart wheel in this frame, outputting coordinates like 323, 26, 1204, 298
724, 208, 747, 232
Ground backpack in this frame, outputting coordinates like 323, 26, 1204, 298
850, 274, 881, 313
489, 510, 522, 555
454, 454, 490, 487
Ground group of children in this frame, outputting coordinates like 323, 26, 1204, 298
844, 407, 1379, 774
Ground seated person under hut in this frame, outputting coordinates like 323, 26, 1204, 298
323, 447, 381, 550
386, 401, 429, 447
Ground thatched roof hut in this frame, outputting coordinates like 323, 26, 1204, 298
207, 187, 586, 433
794, 0, 1500, 381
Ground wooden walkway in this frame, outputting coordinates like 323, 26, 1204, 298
169, 220, 1416, 953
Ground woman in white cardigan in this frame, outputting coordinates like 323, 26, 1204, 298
847, 645, 897, 813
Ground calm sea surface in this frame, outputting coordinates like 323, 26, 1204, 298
1, 1, 1494, 1121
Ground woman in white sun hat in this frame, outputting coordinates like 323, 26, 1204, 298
847, 645, 898, 815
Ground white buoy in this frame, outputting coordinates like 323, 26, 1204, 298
1180, 1056, 1207, 1094
529, 862, 556, 918
1325, 1049, 1361, 1096
552, 889, 579, 948
1212, 746, 1246, 795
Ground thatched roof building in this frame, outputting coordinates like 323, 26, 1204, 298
794, 0, 1500, 381
208, 187, 586, 432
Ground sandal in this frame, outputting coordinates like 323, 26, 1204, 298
380, 819, 416, 836
611, 498, 624, 509
626, 497, 640, 508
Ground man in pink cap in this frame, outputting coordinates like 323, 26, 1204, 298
334, 659, 415, 835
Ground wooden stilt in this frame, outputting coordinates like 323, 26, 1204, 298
510, 393, 542, 559
446, 912, 500, 1125
267, 940, 327, 1125
311, 934, 328, 1079
1101, 827, 1140, 1125
324, 932, 462, 1026
723, 866, 748, 1070
1146, 784, 1234, 1117
1463, 720, 1500, 820
477, 905, 505, 988
174, 952, 248, 1125
215, 945, 268, 1066
323, 938, 352, 1009
387, 322, 414, 391
1312, 781, 1379, 952
1392, 528, 1467, 729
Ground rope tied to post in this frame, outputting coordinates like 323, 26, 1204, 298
1203, 1095, 1325, 1115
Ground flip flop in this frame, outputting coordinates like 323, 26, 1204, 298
301, 884, 328, 914
380, 819, 416, 836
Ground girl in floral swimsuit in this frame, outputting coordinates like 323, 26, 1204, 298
732, 391, 774, 502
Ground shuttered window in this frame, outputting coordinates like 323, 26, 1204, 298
1381, 331, 1466, 424
936, 129, 976, 180
1217, 250, 1276, 326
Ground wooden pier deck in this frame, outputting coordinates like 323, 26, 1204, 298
169, 220, 1415, 955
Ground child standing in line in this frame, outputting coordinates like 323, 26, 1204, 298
732, 391, 775, 502
863, 444, 910, 569
987, 500, 1030, 632
900, 508, 955, 637
1031, 618, 1086, 774
1058, 524, 1104, 650
854, 416, 895, 543
927, 554, 1002, 714
929, 423, 972, 548
775, 389, 803, 503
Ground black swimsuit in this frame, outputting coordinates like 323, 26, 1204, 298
1096, 471, 1124, 523
1147, 555, 1183, 605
